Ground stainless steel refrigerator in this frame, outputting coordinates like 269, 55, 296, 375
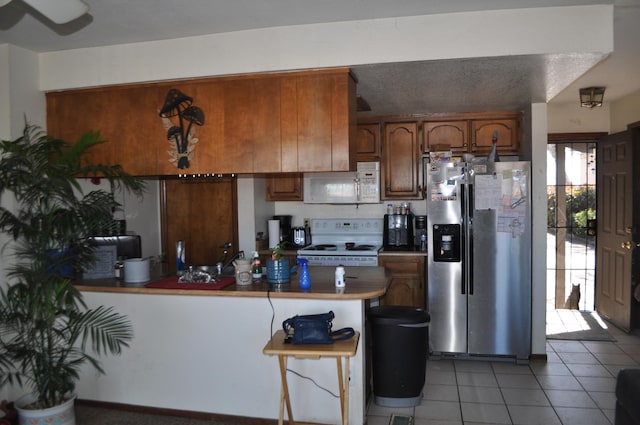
425, 159, 531, 361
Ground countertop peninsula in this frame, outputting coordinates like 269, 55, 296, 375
75, 265, 390, 300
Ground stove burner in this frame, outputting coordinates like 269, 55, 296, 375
306, 244, 337, 251
347, 244, 375, 251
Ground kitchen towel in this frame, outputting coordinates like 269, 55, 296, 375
145, 275, 235, 290
268, 219, 280, 249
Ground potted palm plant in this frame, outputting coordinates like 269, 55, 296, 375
0, 123, 145, 424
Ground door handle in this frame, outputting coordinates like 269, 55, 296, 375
621, 241, 640, 250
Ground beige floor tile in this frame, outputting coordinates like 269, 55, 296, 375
587, 390, 616, 410
554, 407, 611, 425
593, 352, 638, 366
455, 372, 498, 387
575, 376, 617, 392
507, 405, 562, 425
414, 400, 461, 422
557, 351, 599, 364
536, 374, 582, 391
422, 384, 459, 402
501, 388, 550, 406
425, 370, 457, 386
460, 402, 511, 424
582, 341, 623, 354
458, 386, 504, 404
544, 389, 597, 408
491, 362, 533, 375
529, 362, 572, 376
495, 373, 541, 389
548, 341, 588, 353
566, 363, 613, 378
453, 360, 493, 373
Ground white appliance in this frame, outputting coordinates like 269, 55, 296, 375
303, 162, 380, 204
297, 218, 383, 267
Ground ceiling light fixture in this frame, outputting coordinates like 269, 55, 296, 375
579, 87, 606, 108
19, 0, 88, 24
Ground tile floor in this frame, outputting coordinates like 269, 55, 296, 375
366, 315, 640, 425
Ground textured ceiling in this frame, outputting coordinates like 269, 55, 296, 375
353, 53, 608, 116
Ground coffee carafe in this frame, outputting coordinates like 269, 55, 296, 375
273, 215, 292, 246
414, 215, 427, 250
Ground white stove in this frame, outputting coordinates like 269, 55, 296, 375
297, 218, 383, 267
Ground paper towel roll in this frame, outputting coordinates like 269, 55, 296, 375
268, 219, 280, 249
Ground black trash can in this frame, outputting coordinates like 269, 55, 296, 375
369, 306, 429, 407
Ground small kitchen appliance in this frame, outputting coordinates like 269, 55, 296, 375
383, 214, 414, 250
273, 215, 292, 245
296, 218, 383, 267
291, 226, 307, 247
303, 162, 381, 204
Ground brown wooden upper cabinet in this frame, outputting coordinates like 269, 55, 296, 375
265, 174, 303, 201
470, 117, 520, 154
420, 112, 522, 155
355, 122, 382, 161
383, 122, 421, 199
423, 120, 468, 152
46, 68, 357, 176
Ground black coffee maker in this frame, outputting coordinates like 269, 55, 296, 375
273, 215, 292, 247
383, 214, 414, 250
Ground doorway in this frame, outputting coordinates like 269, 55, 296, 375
546, 134, 603, 313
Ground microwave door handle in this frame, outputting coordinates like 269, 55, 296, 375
355, 178, 360, 202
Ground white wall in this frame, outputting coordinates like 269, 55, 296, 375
39, 6, 612, 91
547, 102, 611, 133
76, 178, 162, 259
0, 44, 45, 135
529, 103, 549, 355
0, 44, 47, 402
611, 88, 640, 133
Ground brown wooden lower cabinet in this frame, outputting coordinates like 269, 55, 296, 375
378, 253, 425, 308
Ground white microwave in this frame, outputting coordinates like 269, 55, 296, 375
303, 162, 380, 204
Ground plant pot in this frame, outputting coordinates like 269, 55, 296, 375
266, 259, 291, 284
15, 393, 76, 425
46, 248, 74, 278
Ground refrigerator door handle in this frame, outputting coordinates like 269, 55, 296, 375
461, 184, 467, 295
469, 183, 474, 295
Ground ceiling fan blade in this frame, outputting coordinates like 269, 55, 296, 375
21, 0, 88, 24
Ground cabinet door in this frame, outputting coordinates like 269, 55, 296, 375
47, 86, 164, 176
217, 78, 285, 174
471, 118, 520, 154
378, 255, 425, 308
265, 174, 303, 201
383, 122, 421, 199
356, 122, 381, 161
296, 72, 355, 172
423, 120, 468, 153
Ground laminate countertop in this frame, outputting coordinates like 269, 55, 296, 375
75, 265, 390, 300
379, 249, 428, 257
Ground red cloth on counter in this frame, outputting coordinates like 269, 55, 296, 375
145, 275, 235, 290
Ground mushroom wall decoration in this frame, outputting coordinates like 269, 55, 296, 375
158, 89, 205, 169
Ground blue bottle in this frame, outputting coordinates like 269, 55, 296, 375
297, 258, 311, 290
